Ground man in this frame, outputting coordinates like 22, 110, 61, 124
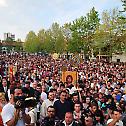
22, 81, 35, 97
39, 105, 60, 126
54, 90, 72, 120
107, 109, 123, 126
59, 112, 80, 126
84, 116, 94, 126
40, 90, 57, 117
1, 87, 31, 126
0, 78, 9, 93
0, 78, 10, 102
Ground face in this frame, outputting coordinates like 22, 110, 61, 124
0, 93, 6, 105
16, 82, 21, 88
85, 117, 93, 126
92, 105, 97, 113
113, 111, 121, 119
42, 85, 46, 92
14, 89, 23, 97
86, 97, 90, 103
32, 82, 37, 89
65, 113, 73, 125
36, 86, 42, 93
95, 116, 100, 121
48, 92, 54, 101
73, 95, 78, 102
2, 79, 7, 87
47, 107, 55, 118
66, 76, 73, 84
74, 104, 81, 112
25, 84, 30, 88
60, 92, 66, 101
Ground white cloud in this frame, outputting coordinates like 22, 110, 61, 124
0, 0, 7, 7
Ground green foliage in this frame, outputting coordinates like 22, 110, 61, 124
94, 8, 126, 56
121, 0, 126, 12
68, 7, 100, 55
24, 31, 40, 53
23, 7, 125, 56
50, 23, 65, 53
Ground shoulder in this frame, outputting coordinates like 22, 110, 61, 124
2, 103, 14, 111
72, 121, 81, 126
116, 120, 123, 126
54, 99, 60, 104
106, 119, 113, 124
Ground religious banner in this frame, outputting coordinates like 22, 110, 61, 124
8, 65, 13, 76
62, 71, 78, 86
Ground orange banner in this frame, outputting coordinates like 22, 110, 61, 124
62, 71, 78, 85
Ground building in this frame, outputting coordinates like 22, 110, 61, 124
0, 33, 23, 53
112, 53, 126, 62
4, 33, 15, 41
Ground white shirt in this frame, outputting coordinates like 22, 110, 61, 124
107, 119, 123, 126
40, 98, 57, 117
28, 108, 37, 126
62, 120, 73, 126
41, 92, 47, 101
1, 103, 24, 126
4, 86, 7, 92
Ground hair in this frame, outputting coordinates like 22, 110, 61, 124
37, 83, 41, 87
65, 112, 73, 116
66, 75, 73, 82
10, 87, 22, 95
59, 90, 67, 96
47, 105, 55, 111
94, 109, 104, 124
25, 81, 30, 85
60, 83, 65, 88
112, 108, 122, 114
74, 101, 81, 106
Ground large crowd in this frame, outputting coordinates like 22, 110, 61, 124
0, 53, 126, 126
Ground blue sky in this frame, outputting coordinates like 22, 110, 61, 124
0, 0, 123, 41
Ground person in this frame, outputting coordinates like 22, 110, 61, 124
84, 116, 94, 126
39, 105, 60, 126
0, 78, 10, 102
54, 90, 72, 120
106, 109, 123, 126
0, 79, 9, 93
40, 90, 57, 117
1, 87, 31, 126
73, 102, 84, 125
0, 92, 6, 126
94, 109, 105, 126
59, 112, 81, 126
22, 81, 35, 97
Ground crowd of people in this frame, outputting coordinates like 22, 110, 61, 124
0, 53, 126, 126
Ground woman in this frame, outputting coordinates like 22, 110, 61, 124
0, 92, 6, 126
94, 110, 105, 126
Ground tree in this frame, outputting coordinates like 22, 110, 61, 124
43, 29, 54, 53
62, 23, 72, 52
24, 31, 40, 53
50, 22, 65, 53
121, 0, 126, 12
94, 8, 126, 56
37, 29, 47, 51
68, 7, 100, 56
